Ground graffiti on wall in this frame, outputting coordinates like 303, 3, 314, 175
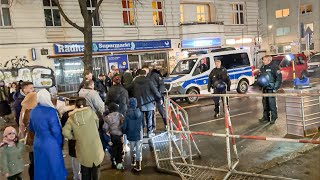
0, 57, 55, 88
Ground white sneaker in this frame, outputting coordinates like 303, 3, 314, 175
116, 163, 125, 170
148, 133, 155, 138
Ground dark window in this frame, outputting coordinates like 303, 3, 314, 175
214, 53, 250, 69
0, 0, 11, 26
87, 0, 100, 26
43, 0, 61, 27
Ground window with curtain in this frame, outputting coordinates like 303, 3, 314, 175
122, 0, 135, 26
231, 4, 244, 24
152, 1, 164, 26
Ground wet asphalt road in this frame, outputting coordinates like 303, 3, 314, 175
1, 74, 319, 180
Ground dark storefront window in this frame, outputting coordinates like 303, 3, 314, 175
140, 52, 168, 74
54, 56, 107, 93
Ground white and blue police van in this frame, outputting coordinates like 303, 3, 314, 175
164, 49, 255, 103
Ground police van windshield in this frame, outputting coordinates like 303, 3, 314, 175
171, 58, 198, 75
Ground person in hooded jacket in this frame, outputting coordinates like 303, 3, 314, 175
122, 98, 144, 172
106, 76, 129, 116
133, 69, 162, 138
60, 97, 81, 180
62, 97, 104, 180
121, 69, 134, 98
29, 89, 67, 180
103, 103, 125, 170
149, 68, 167, 128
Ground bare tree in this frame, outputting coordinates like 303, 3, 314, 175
53, 0, 104, 75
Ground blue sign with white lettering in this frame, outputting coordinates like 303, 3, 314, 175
182, 38, 221, 48
54, 40, 171, 55
107, 54, 129, 71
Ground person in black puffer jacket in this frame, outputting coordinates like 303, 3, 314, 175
133, 69, 161, 138
106, 76, 129, 116
149, 69, 167, 128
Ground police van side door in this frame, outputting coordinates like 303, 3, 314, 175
193, 56, 212, 91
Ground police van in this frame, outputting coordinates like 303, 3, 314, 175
164, 49, 255, 103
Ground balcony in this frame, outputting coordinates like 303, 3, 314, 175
180, 21, 225, 40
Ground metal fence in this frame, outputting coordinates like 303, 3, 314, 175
152, 91, 320, 180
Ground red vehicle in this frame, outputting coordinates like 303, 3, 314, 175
271, 54, 308, 82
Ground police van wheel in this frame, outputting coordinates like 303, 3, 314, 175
186, 88, 199, 104
237, 80, 249, 94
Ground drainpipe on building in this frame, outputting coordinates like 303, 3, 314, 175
297, 0, 301, 53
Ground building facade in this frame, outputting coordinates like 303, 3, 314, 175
259, 0, 320, 55
179, 0, 259, 67
0, 0, 259, 93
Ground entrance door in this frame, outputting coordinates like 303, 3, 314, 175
128, 55, 140, 70
140, 52, 168, 74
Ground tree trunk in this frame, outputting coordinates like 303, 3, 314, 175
83, 25, 93, 76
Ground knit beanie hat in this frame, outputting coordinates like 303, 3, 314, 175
3, 126, 17, 137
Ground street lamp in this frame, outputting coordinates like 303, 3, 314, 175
268, 25, 273, 29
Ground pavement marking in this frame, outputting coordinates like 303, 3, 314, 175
182, 97, 245, 109
189, 111, 252, 127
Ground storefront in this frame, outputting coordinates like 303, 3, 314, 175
50, 40, 172, 93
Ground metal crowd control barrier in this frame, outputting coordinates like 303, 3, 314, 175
152, 97, 201, 173
152, 91, 320, 180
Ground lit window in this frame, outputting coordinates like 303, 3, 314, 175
231, 4, 244, 24
43, 0, 61, 26
87, 0, 100, 26
152, 1, 164, 26
304, 23, 313, 32
180, 5, 184, 23
0, 0, 11, 26
276, 27, 290, 36
275, 8, 289, 18
196, 5, 206, 22
300, 4, 312, 14
122, 0, 135, 26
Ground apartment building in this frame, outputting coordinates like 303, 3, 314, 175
179, 0, 259, 66
0, 0, 180, 92
259, 0, 320, 55
0, 0, 260, 93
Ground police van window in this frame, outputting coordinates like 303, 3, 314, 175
193, 57, 210, 76
171, 58, 197, 75
214, 53, 250, 69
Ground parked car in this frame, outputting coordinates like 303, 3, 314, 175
308, 53, 320, 73
271, 54, 308, 82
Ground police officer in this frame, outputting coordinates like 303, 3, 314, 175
208, 58, 231, 118
259, 55, 282, 124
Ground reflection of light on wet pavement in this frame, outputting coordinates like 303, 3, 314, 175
190, 111, 252, 127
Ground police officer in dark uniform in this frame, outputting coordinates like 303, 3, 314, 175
258, 55, 282, 124
208, 58, 231, 118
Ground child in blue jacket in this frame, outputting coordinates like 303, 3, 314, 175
122, 98, 144, 172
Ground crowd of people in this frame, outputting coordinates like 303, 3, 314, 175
0, 65, 167, 180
